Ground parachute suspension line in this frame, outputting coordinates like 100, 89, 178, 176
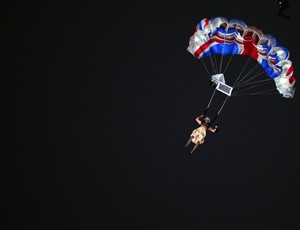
219, 54, 224, 73
232, 63, 278, 96
232, 89, 278, 96
234, 69, 268, 89
233, 62, 263, 87
234, 78, 273, 89
232, 51, 256, 88
213, 55, 218, 73
203, 87, 217, 116
239, 67, 265, 86
232, 79, 275, 95
209, 55, 217, 74
209, 96, 230, 127
222, 54, 235, 74
200, 58, 211, 77
217, 96, 229, 116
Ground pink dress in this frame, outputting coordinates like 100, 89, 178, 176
191, 125, 207, 144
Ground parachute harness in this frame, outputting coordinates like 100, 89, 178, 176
203, 87, 230, 127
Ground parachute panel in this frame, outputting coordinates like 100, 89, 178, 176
187, 17, 296, 98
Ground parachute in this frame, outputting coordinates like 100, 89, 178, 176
187, 17, 296, 98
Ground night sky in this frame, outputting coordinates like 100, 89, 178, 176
5, 0, 300, 229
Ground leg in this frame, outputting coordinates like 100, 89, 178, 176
183, 136, 193, 148
190, 143, 199, 154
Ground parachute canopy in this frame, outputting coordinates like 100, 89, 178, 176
187, 17, 296, 98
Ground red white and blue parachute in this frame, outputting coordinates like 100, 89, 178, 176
187, 17, 296, 98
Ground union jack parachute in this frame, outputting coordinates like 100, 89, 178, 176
187, 17, 296, 98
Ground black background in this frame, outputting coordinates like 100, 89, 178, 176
5, 0, 300, 229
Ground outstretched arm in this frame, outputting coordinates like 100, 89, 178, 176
208, 127, 216, 132
196, 114, 204, 125
208, 124, 219, 133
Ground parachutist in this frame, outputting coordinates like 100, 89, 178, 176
277, 0, 290, 20
184, 114, 218, 154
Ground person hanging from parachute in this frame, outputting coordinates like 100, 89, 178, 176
277, 0, 290, 20
184, 17, 296, 154
184, 114, 219, 154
